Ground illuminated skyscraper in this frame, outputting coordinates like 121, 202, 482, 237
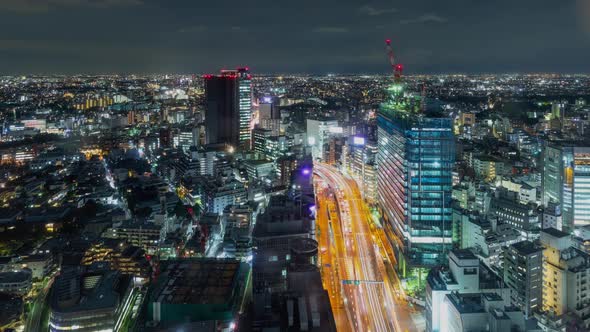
204, 68, 252, 148
237, 67, 253, 146
377, 86, 455, 274
542, 142, 590, 232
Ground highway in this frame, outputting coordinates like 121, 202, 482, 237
314, 163, 418, 332
25, 278, 53, 332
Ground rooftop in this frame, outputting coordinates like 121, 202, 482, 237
152, 258, 243, 306
50, 262, 131, 313
542, 227, 570, 239
451, 249, 478, 260
510, 240, 542, 256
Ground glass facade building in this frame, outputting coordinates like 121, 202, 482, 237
377, 99, 455, 270
542, 143, 590, 232
204, 68, 252, 148
237, 68, 253, 146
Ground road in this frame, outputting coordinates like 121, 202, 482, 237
25, 278, 53, 332
314, 163, 419, 332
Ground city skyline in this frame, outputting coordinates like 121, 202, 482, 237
3, 2, 590, 332
1, 0, 590, 74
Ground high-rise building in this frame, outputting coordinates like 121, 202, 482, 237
542, 142, 590, 232
540, 228, 590, 329
237, 68, 253, 146
377, 88, 455, 271
503, 241, 543, 318
159, 126, 172, 148
306, 118, 339, 160
259, 98, 281, 136
204, 68, 252, 148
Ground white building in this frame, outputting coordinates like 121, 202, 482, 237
442, 292, 532, 332
306, 118, 339, 161
425, 249, 511, 332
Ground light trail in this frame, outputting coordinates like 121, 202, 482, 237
314, 162, 418, 332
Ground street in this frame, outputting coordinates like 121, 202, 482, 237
314, 163, 420, 332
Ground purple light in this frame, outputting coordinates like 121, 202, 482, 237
262, 96, 272, 103
309, 205, 316, 213
302, 168, 311, 175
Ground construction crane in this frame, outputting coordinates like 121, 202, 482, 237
385, 39, 403, 83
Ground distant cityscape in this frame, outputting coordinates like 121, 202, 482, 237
0, 56, 590, 332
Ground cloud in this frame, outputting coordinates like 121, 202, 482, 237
313, 27, 350, 33
0, 0, 143, 12
400, 13, 448, 25
359, 5, 397, 16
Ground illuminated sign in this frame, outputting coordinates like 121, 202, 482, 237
353, 136, 365, 145
328, 126, 343, 134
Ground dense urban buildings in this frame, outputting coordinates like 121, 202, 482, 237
0, 69, 588, 331
0, 5, 589, 328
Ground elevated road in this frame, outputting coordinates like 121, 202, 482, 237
314, 163, 419, 332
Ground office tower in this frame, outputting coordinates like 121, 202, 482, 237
377, 88, 455, 272
252, 127, 272, 157
503, 241, 543, 318
159, 126, 172, 148
191, 126, 201, 147
542, 142, 590, 232
204, 68, 252, 148
173, 128, 194, 152
259, 97, 281, 136
489, 188, 541, 240
237, 67, 253, 146
306, 118, 339, 161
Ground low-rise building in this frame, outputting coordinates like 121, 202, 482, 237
105, 221, 164, 254
49, 262, 133, 332
0, 269, 32, 295
20, 253, 57, 280
146, 258, 249, 329
442, 292, 536, 332
425, 249, 510, 332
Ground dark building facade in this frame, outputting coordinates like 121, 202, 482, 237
204, 68, 252, 148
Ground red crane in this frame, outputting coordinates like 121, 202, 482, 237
385, 39, 403, 83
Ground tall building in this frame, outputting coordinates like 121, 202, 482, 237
259, 97, 281, 136
540, 227, 590, 330
503, 241, 543, 318
204, 68, 252, 148
237, 67, 253, 145
542, 142, 590, 232
306, 118, 339, 160
377, 87, 455, 272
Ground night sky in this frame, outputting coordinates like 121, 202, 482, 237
1, 0, 589, 74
